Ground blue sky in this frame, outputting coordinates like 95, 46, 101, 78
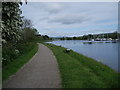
20, 2, 118, 37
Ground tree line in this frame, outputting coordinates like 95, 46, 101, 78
1, 1, 50, 66
59, 32, 120, 40
2, 2, 50, 45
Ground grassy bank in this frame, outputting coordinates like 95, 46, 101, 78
2, 43, 38, 81
45, 43, 119, 88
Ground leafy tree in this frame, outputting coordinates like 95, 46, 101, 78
22, 17, 33, 29
42, 35, 49, 40
73, 36, 77, 40
20, 28, 38, 42
2, 2, 23, 44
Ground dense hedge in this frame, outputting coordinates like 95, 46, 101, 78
2, 43, 36, 66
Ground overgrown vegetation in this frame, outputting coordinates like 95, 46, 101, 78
45, 43, 119, 88
2, 2, 23, 43
3, 43, 38, 81
1, 2, 51, 81
1, 1, 50, 65
2, 43, 36, 66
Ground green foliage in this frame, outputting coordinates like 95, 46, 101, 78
22, 18, 33, 28
42, 35, 49, 40
3, 43, 38, 81
60, 37, 66, 40
1, 1, 52, 83
2, 43, 36, 66
20, 28, 37, 42
58, 32, 120, 40
2, 2, 23, 43
45, 43, 119, 88
1, 1, 50, 68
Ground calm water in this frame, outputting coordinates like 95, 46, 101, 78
47, 40, 119, 72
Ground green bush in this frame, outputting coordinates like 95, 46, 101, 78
2, 43, 38, 81
2, 43, 36, 66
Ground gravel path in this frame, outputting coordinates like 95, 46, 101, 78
3, 44, 61, 88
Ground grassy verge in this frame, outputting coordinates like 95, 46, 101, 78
44, 43, 119, 88
2, 43, 38, 81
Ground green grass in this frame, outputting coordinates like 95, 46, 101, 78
44, 43, 120, 88
2, 43, 38, 81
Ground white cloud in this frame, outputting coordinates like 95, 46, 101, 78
48, 14, 90, 24
41, 3, 64, 13
21, 2, 118, 37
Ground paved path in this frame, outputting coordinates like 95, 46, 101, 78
3, 44, 61, 88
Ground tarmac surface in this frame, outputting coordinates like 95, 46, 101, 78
3, 44, 61, 88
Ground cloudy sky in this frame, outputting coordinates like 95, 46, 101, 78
20, 2, 118, 37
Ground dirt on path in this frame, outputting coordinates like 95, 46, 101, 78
3, 44, 61, 88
